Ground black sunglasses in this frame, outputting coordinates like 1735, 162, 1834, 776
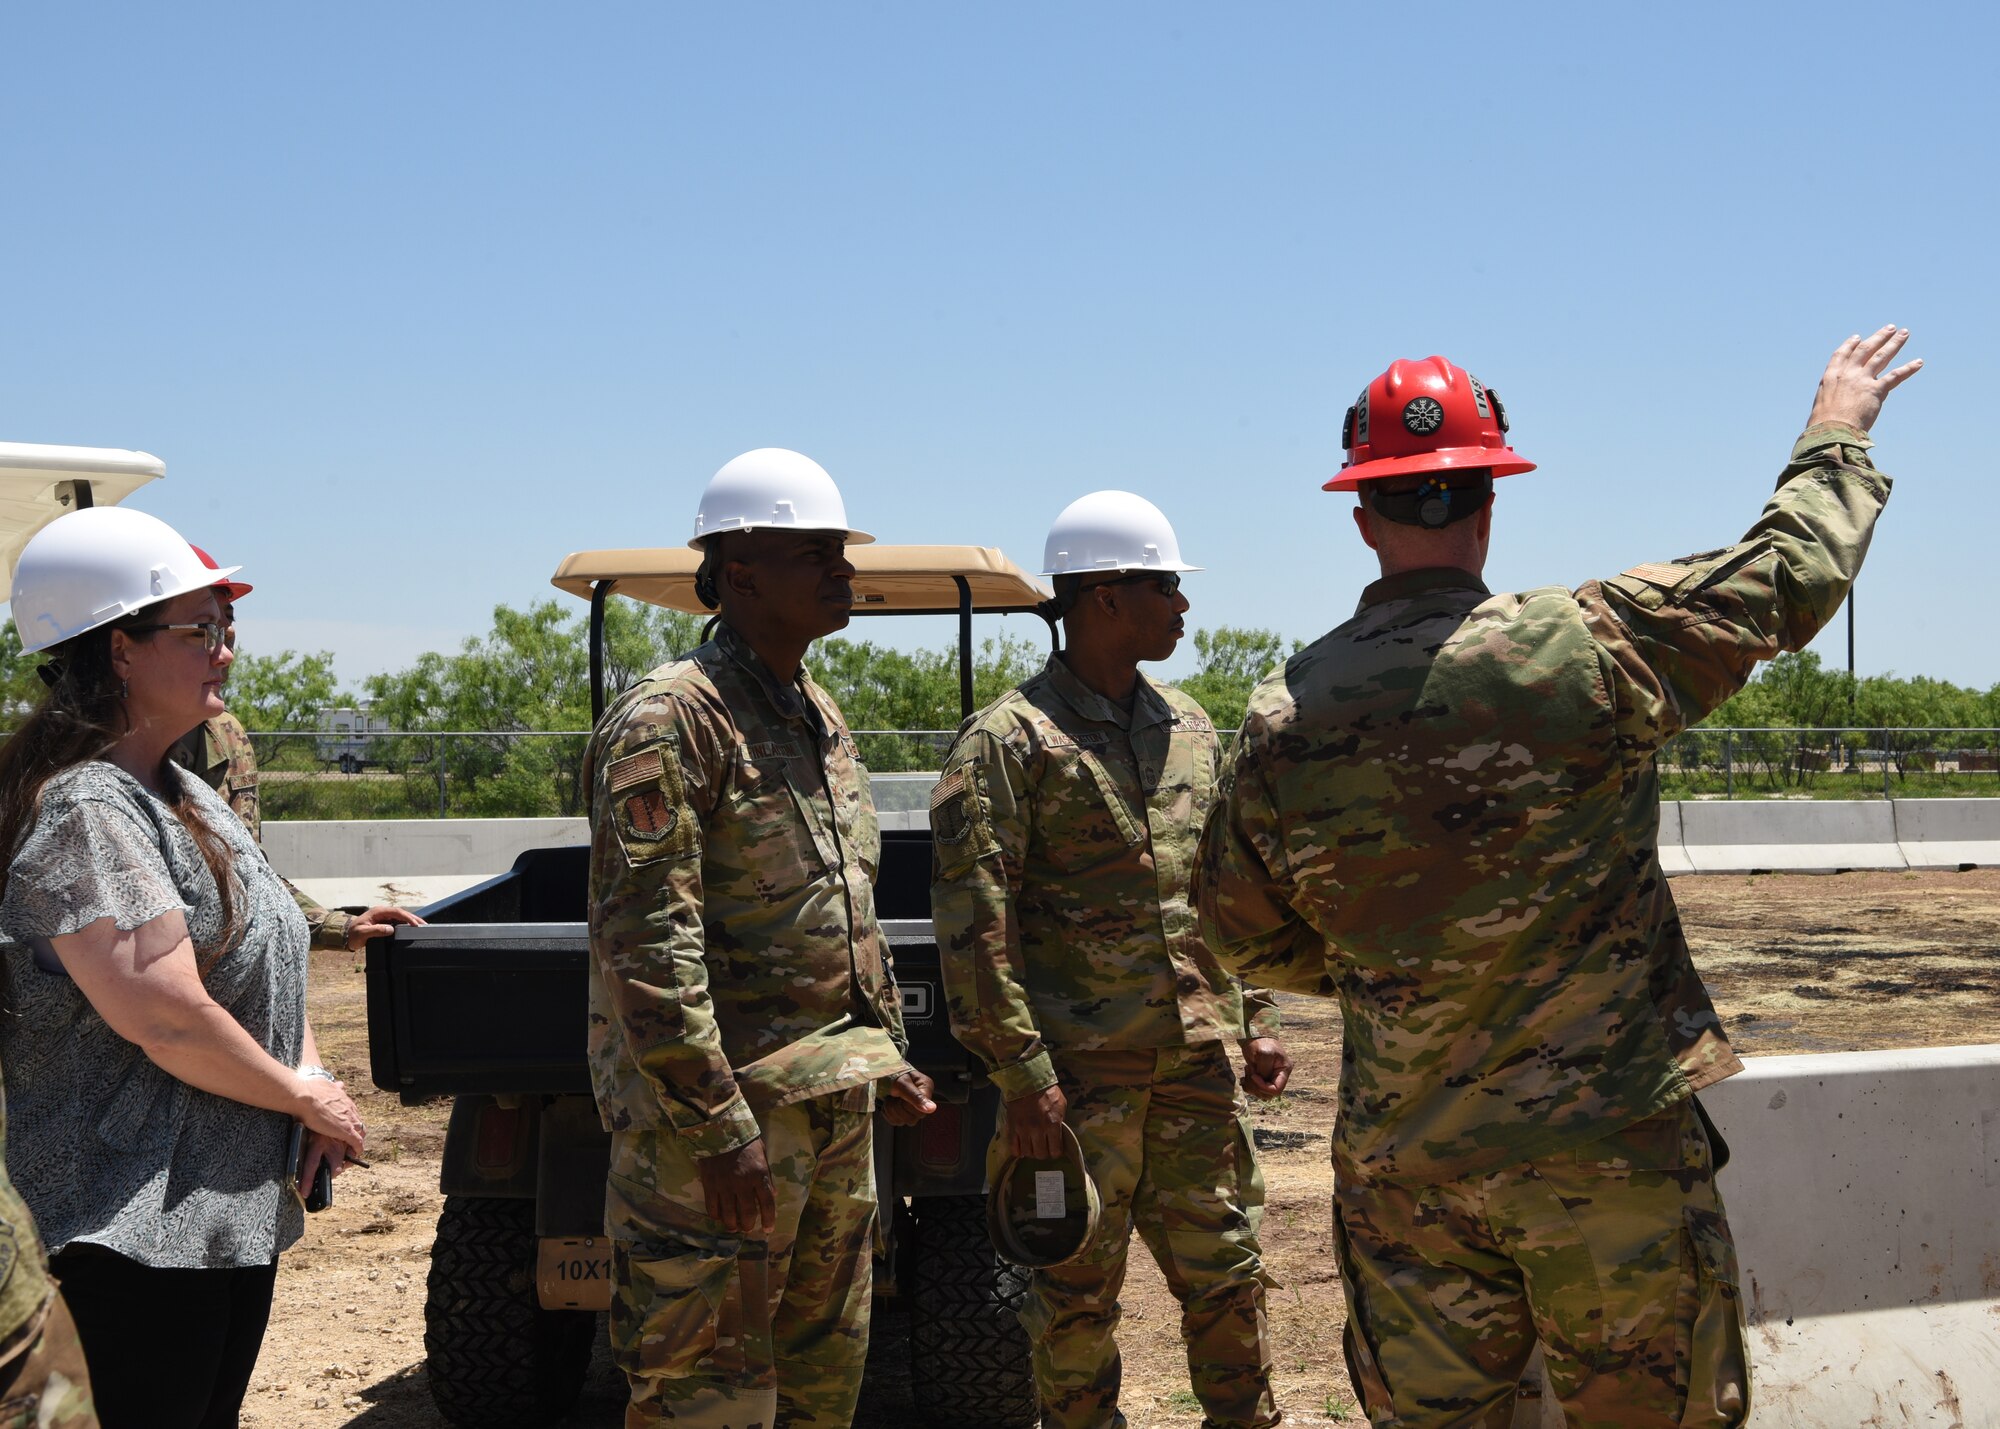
1086, 571, 1182, 598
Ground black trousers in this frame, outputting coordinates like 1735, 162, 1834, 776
51, 1243, 279, 1429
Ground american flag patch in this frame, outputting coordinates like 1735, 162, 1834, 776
606, 748, 663, 794
930, 769, 966, 809
1627, 563, 1692, 586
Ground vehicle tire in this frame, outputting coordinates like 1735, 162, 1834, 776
424, 1194, 596, 1429
339, 753, 358, 775
909, 1194, 1038, 1429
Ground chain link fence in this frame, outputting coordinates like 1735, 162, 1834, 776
244, 730, 964, 819
248, 731, 592, 820
215, 726, 2000, 820
1659, 729, 2000, 800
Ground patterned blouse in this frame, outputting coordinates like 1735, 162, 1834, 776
0, 761, 307, 1269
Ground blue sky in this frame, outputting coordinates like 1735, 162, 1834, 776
5, 3, 1995, 698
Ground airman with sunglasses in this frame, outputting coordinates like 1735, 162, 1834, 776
930, 491, 1287, 1429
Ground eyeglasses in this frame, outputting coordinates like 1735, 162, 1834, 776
1087, 571, 1182, 598
125, 621, 231, 654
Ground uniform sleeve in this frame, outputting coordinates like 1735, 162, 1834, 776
1239, 981, 1284, 1040
1190, 731, 1283, 1040
0, 796, 187, 943
1580, 424, 1891, 754
1195, 719, 1341, 999
587, 694, 760, 1158
928, 726, 1056, 1101
285, 879, 353, 951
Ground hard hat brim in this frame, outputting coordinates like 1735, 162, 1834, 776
986, 1123, 1101, 1268
686, 524, 875, 551
1041, 560, 1204, 577
1325, 449, 1536, 492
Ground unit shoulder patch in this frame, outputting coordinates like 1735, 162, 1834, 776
600, 736, 699, 867
930, 768, 973, 844
930, 762, 1001, 879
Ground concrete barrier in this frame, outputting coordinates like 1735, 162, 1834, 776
1522, 1045, 2000, 1426
1704, 1045, 2000, 1424
289, 873, 494, 911
1893, 797, 2000, 870
264, 817, 588, 880
1655, 801, 1692, 875
1675, 799, 1906, 874
265, 797, 1998, 883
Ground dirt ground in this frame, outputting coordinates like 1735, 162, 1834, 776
246, 868, 2000, 1428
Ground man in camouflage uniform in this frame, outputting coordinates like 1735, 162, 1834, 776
931, 491, 1288, 1429
168, 548, 420, 952
1197, 330, 1922, 1428
587, 448, 936, 1429
1, 1061, 97, 1425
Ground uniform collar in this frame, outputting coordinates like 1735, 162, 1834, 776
714, 620, 828, 736
1041, 653, 1173, 733
1357, 566, 1490, 613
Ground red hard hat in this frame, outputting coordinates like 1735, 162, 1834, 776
190, 544, 253, 602
1325, 356, 1535, 491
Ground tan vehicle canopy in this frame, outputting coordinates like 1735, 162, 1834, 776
0, 441, 166, 586
551, 544, 1054, 718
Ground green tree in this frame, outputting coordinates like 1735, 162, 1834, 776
0, 619, 46, 721
224, 649, 345, 732
1176, 626, 1297, 732
811, 631, 1043, 770
1698, 655, 1997, 733
362, 598, 706, 815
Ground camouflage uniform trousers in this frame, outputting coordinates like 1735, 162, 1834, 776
1333, 1099, 1748, 1429
606, 1085, 876, 1429
0, 1292, 97, 1428
1022, 1042, 1279, 1429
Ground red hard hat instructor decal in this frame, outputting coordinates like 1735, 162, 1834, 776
1326, 356, 1536, 491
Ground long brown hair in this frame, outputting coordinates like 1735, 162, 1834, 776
0, 614, 244, 998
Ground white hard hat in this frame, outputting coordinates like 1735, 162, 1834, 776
8, 507, 239, 655
689, 447, 874, 550
1041, 491, 1201, 577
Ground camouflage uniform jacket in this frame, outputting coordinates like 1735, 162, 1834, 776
173, 713, 354, 952
585, 620, 908, 1158
1198, 424, 1890, 1185
931, 655, 1280, 1102
0, 1058, 54, 1350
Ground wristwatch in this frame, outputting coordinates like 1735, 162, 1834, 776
297, 1065, 338, 1084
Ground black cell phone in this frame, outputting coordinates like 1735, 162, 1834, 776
285, 1121, 334, 1213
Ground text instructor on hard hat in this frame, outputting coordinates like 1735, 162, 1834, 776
1197, 329, 1920, 1427
584, 449, 936, 1429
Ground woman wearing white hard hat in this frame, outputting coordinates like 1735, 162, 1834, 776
0, 506, 365, 1429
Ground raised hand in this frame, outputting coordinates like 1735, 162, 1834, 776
1807, 326, 1923, 435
